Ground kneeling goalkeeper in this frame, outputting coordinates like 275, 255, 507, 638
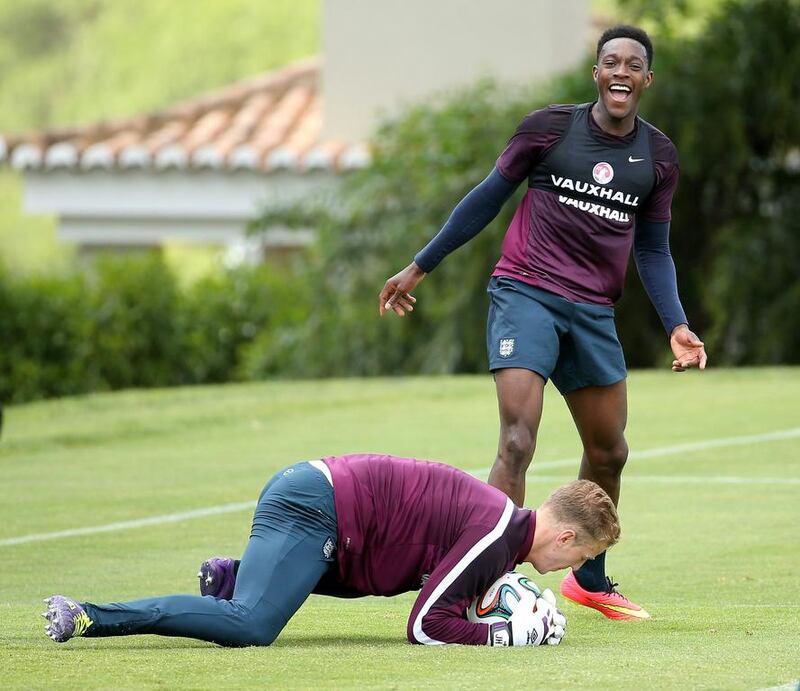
43, 454, 619, 647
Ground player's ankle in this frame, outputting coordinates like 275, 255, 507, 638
572, 567, 606, 592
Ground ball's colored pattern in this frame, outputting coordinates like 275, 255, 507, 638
466, 572, 542, 624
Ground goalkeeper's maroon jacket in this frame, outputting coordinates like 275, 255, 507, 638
321, 454, 536, 646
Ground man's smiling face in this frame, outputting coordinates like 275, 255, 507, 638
593, 37, 653, 122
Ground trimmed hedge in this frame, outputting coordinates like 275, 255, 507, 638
0, 255, 309, 403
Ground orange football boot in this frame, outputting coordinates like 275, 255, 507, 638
560, 571, 651, 621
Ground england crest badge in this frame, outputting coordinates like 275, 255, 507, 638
499, 338, 515, 358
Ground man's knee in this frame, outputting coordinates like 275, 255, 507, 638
240, 618, 279, 646
235, 632, 277, 647
585, 438, 628, 475
219, 604, 283, 647
222, 631, 276, 648
499, 422, 536, 467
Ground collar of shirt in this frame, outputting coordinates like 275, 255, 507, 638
515, 509, 536, 564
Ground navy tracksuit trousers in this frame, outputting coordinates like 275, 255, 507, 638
81, 462, 338, 646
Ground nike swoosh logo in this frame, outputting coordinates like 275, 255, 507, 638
593, 602, 651, 618
628, 156, 645, 163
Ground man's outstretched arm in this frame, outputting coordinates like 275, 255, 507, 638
634, 218, 707, 371
379, 167, 519, 316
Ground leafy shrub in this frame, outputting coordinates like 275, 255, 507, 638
183, 265, 311, 383
0, 256, 310, 403
0, 269, 95, 403
88, 254, 185, 390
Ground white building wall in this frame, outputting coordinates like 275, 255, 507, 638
322, 0, 589, 141
22, 170, 331, 247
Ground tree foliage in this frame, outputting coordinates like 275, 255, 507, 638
0, 0, 319, 132
638, 0, 800, 363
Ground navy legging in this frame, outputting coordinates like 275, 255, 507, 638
81, 462, 337, 646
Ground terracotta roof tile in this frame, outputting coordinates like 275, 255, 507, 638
0, 58, 368, 173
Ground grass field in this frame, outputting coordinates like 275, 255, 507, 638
2, 369, 799, 689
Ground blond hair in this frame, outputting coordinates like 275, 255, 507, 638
542, 480, 620, 547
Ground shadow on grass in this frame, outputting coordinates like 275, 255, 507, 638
274, 634, 403, 647
53, 634, 404, 650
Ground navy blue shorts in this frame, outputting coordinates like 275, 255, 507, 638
486, 276, 626, 394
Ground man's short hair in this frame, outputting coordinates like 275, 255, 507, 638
597, 25, 654, 69
542, 480, 621, 547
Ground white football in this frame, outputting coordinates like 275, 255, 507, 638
466, 571, 542, 624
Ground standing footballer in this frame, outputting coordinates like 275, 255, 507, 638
379, 25, 707, 620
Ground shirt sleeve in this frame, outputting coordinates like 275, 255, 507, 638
634, 219, 688, 333
640, 130, 680, 222
406, 502, 517, 646
413, 168, 519, 273
495, 105, 572, 183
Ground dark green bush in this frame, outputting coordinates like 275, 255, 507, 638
3, 0, 798, 404
0, 257, 310, 403
88, 254, 185, 390
0, 269, 95, 402
183, 264, 311, 383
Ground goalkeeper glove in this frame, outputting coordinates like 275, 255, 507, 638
538, 588, 567, 645
487, 588, 567, 646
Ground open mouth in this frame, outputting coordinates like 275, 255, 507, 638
608, 83, 632, 103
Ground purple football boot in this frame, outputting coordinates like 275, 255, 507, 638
198, 557, 237, 599
42, 595, 93, 643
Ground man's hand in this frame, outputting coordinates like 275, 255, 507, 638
378, 263, 425, 317
538, 588, 567, 646
670, 324, 708, 372
493, 588, 567, 646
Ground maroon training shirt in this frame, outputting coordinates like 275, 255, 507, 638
494, 103, 679, 305
322, 454, 535, 646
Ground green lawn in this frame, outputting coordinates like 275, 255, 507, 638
2, 369, 799, 689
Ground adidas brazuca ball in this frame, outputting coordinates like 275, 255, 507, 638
466, 571, 542, 624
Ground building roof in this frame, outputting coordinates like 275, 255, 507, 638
0, 58, 370, 174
